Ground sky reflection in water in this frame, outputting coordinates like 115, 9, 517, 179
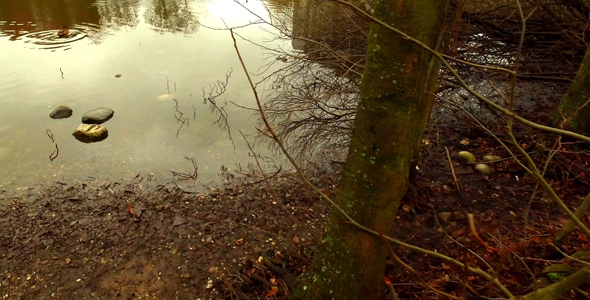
0, 0, 287, 192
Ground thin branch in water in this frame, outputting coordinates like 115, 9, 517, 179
166, 76, 171, 94
46, 129, 59, 161
173, 98, 189, 138
171, 156, 198, 180
202, 69, 235, 149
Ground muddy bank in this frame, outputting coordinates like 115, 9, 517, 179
0, 170, 337, 299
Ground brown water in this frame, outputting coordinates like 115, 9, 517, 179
0, 0, 285, 192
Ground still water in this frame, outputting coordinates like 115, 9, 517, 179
0, 0, 287, 192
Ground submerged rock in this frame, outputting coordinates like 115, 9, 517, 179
72, 124, 108, 143
81, 108, 114, 124
49, 106, 73, 119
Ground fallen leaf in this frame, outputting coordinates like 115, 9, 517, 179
265, 286, 278, 297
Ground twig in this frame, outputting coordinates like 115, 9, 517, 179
171, 156, 198, 180
246, 167, 282, 186
377, 232, 461, 300
46, 129, 59, 161
229, 27, 516, 300
444, 147, 463, 199
202, 69, 235, 149
332, 0, 590, 144
173, 98, 189, 138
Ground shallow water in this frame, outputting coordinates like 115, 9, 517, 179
0, 0, 289, 191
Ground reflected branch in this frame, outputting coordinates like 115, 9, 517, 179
171, 156, 198, 180
173, 98, 189, 138
201, 69, 235, 149
46, 129, 59, 161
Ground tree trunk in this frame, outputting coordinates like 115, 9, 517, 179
552, 191, 590, 250
551, 47, 590, 136
523, 265, 590, 300
291, 1, 454, 299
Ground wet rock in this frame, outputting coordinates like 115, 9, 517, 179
474, 164, 491, 175
49, 106, 73, 119
483, 155, 501, 162
72, 124, 108, 143
456, 151, 476, 164
81, 108, 114, 124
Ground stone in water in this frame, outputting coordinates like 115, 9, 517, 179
72, 124, 108, 143
49, 106, 73, 119
81, 108, 114, 124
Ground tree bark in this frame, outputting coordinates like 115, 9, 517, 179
291, 1, 454, 299
551, 47, 590, 136
552, 191, 590, 249
523, 264, 590, 300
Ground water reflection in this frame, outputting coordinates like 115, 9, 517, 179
0, 0, 99, 40
94, 0, 141, 28
0, 0, 280, 193
0, 0, 202, 47
144, 0, 201, 34
18, 27, 87, 50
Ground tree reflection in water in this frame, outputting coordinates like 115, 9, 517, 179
0, 0, 203, 41
144, 0, 202, 34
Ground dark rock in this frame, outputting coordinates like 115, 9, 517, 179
49, 106, 73, 119
81, 108, 114, 124
72, 124, 108, 143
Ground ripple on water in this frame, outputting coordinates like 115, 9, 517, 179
15, 28, 88, 51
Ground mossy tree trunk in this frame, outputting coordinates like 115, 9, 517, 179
291, 1, 454, 299
551, 47, 590, 136
524, 264, 590, 300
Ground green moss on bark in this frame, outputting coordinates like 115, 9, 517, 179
291, 1, 455, 299
552, 47, 590, 136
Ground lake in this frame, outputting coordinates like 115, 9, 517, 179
0, 0, 291, 193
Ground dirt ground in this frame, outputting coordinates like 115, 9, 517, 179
3, 87, 589, 300
0, 168, 337, 300
3, 22, 590, 300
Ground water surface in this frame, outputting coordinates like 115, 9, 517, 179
0, 0, 286, 192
